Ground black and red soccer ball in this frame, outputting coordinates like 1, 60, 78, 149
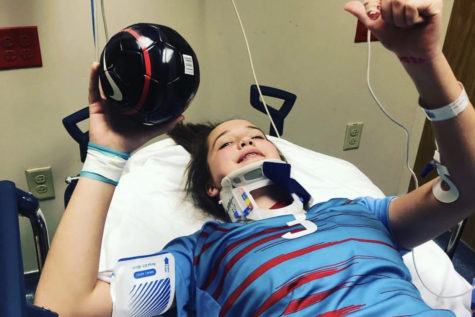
99, 23, 199, 125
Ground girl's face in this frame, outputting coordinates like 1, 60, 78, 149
206, 119, 281, 196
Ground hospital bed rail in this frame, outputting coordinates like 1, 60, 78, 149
0, 180, 57, 316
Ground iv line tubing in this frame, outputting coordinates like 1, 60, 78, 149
230, 0, 281, 138
365, 29, 418, 189
91, 0, 109, 61
101, 0, 109, 41
94, 0, 99, 61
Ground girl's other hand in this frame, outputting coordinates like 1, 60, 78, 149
344, 0, 443, 63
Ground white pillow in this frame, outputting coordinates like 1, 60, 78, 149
99, 136, 471, 315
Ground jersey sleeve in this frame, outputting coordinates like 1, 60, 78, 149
352, 196, 399, 240
353, 196, 397, 227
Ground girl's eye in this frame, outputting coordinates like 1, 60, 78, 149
218, 142, 232, 150
252, 135, 265, 140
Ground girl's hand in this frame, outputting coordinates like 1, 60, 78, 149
87, 62, 183, 153
344, 0, 443, 63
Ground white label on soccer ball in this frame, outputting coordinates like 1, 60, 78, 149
183, 54, 194, 76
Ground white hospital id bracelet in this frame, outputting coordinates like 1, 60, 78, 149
111, 253, 175, 317
420, 83, 469, 121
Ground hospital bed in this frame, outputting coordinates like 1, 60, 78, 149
0, 85, 472, 316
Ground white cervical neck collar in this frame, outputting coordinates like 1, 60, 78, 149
219, 159, 312, 222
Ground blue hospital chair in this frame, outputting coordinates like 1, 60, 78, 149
0, 180, 57, 316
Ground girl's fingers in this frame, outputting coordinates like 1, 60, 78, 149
344, 1, 373, 25
404, 4, 419, 27
88, 62, 102, 104
382, 0, 434, 27
363, 0, 382, 20
380, 0, 394, 24
391, 0, 407, 27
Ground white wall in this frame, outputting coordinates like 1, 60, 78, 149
0, 0, 453, 272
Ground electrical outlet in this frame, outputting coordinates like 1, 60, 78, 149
343, 122, 364, 150
25, 167, 55, 200
0, 26, 42, 70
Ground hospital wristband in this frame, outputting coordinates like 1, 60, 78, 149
80, 142, 130, 186
419, 82, 469, 121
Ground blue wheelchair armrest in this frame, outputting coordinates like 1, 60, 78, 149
0, 180, 57, 317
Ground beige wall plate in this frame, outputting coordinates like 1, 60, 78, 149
25, 167, 55, 200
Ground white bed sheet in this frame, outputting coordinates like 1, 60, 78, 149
99, 136, 472, 316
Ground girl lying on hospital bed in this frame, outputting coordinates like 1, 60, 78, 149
35, 0, 475, 316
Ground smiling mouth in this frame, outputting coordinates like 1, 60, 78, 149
238, 152, 262, 163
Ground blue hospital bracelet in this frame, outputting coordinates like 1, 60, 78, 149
80, 142, 130, 186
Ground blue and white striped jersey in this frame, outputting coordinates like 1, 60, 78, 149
162, 196, 454, 316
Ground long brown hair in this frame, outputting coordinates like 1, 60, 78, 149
168, 121, 228, 221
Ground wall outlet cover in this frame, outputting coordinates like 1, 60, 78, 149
25, 167, 55, 200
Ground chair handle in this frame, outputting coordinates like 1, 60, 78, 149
62, 106, 90, 162
250, 85, 296, 137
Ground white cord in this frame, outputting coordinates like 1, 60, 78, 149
366, 29, 473, 299
366, 29, 418, 189
230, 0, 281, 138
94, 0, 99, 61
92, 0, 109, 61
100, 0, 109, 41
411, 246, 474, 298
